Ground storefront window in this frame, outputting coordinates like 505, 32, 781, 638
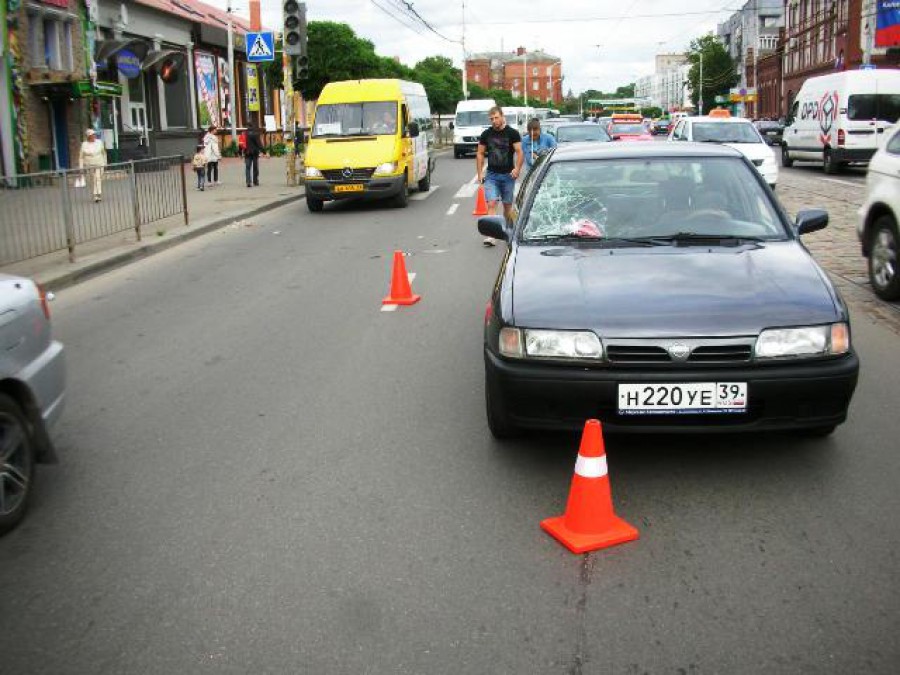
165, 75, 190, 128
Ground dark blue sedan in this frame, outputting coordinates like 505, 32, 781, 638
479, 143, 858, 437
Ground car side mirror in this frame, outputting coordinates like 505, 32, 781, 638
448, 122, 455, 130
795, 209, 829, 235
478, 215, 509, 241
406, 121, 419, 138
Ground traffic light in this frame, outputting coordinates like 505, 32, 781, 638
283, 0, 306, 57
159, 58, 179, 84
292, 54, 309, 85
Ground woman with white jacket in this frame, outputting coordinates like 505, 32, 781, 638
78, 128, 107, 202
203, 126, 221, 186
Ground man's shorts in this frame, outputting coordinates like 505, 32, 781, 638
484, 170, 516, 205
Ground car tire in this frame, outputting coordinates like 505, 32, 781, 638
823, 148, 839, 174
306, 196, 324, 213
781, 144, 793, 168
868, 214, 900, 300
485, 367, 519, 440
0, 393, 35, 536
417, 167, 431, 192
393, 174, 409, 208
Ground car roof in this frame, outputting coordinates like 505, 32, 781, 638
687, 116, 754, 125
548, 142, 745, 163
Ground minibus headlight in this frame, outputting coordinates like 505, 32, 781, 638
305, 166, 323, 179
374, 162, 398, 176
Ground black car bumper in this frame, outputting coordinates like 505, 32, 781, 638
305, 175, 405, 201
832, 147, 876, 164
454, 143, 478, 155
485, 348, 859, 434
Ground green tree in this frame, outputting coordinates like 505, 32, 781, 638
686, 34, 738, 114
298, 22, 389, 99
412, 56, 463, 113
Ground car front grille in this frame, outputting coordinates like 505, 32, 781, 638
321, 168, 375, 182
605, 339, 753, 365
462, 136, 479, 143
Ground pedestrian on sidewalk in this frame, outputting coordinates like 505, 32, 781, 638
244, 122, 266, 187
78, 128, 107, 203
476, 106, 523, 246
203, 125, 221, 185
192, 144, 208, 191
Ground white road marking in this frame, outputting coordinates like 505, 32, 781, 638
446, 203, 459, 215
380, 273, 417, 312
455, 183, 479, 199
469, 174, 479, 184
410, 186, 439, 201
820, 177, 863, 188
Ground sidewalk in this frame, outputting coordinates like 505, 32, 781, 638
0, 156, 303, 289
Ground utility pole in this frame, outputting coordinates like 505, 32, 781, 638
461, 0, 468, 100
698, 50, 704, 115
227, 1, 237, 145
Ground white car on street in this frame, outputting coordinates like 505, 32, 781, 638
858, 125, 900, 300
669, 114, 779, 188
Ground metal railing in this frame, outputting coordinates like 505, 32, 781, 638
0, 155, 187, 265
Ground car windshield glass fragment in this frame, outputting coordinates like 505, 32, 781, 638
456, 111, 490, 127
556, 126, 610, 143
313, 102, 397, 137
521, 157, 787, 242
692, 122, 761, 143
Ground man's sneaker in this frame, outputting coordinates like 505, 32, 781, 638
483, 237, 495, 247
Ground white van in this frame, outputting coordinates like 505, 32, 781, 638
781, 69, 900, 173
501, 106, 535, 136
452, 99, 496, 159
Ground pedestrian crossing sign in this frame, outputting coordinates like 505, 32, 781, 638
246, 31, 275, 62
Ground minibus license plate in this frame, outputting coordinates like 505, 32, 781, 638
334, 184, 364, 193
618, 383, 747, 414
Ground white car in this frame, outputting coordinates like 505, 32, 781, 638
857, 126, 900, 300
669, 115, 779, 188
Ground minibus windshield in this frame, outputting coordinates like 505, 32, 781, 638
456, 111, 490, 127
313, 101, 398, 137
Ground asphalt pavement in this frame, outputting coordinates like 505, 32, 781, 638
1, 153, 898, 673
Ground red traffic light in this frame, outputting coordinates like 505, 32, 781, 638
159, 58, 179, 83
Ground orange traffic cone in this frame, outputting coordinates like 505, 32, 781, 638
472, 184, 488, 216
541, 419, 639, 554
382, 250, 421, 306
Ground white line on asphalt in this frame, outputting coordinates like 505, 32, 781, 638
380, 273, 417, 312
455, 183, 479, 199
446, 203, 459, 216
820, 177, 863, 188
470, 174, 479, 184
410, 186, 440, 201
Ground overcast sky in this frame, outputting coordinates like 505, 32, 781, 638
208, 0, 733, 94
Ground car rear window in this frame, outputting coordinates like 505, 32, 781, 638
847, 94, 900, 123
692, 122, 762, 143
556, 126, 610, 143
522, 157, 787, 241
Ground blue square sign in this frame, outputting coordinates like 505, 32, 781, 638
246, 31, 275, 62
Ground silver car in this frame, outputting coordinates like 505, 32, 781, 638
0, 274, 65, 535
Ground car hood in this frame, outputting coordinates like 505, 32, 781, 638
510, 242, 839, 337
723, 142, 774, 162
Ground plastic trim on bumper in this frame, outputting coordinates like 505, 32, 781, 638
304, 175, 406, 201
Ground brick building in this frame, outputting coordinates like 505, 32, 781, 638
465, 48, 563, 105
747, 0, 900, 121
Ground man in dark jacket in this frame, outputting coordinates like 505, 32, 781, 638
244, 122, 266, 187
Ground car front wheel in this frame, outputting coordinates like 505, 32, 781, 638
868, 215, 900, 300
0, 393, 35, 536
781, 144, 793, 168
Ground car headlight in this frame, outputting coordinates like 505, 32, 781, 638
755, 323, 850, 359
499, 327, 603, 360
374, 162, 398, 176
305, 166, 323, 179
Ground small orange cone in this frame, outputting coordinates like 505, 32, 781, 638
382, 250, 421, 306
541, 419, 639, 554
472, 184, 488, 216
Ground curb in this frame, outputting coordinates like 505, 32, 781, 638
39, 193, 304, 291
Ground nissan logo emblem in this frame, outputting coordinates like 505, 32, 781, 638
667, 343, 690, 361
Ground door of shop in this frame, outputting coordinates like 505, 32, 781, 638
50, 101, 70, 169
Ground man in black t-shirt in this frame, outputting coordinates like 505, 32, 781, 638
476, 107, 523, 246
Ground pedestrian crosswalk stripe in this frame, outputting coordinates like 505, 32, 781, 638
248, 35, 273, 59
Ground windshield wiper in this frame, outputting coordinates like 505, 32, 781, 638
648, 232, 766, 246
526, 233, 606, 242
525, 234, 663, 247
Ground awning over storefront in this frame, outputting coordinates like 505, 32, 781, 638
29, 80, 123, 99
141, 49, 185, 71
95, 38, 148, 63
